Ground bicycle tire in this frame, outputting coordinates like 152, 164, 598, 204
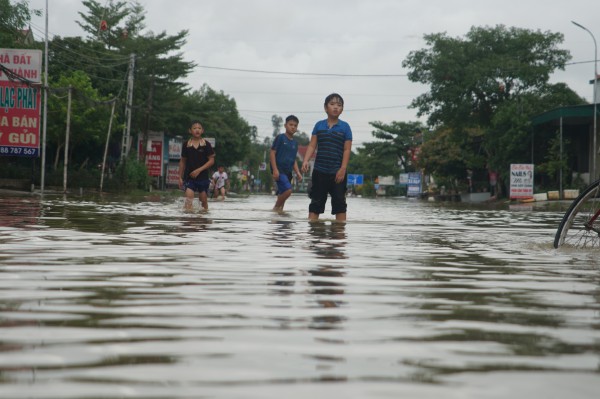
554, 178, 600, 248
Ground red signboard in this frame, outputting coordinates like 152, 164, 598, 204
138, 133, 164, 177
0, 80, 41, 157
145, 140, 163, 177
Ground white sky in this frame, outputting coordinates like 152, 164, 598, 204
28, 0, 600, 147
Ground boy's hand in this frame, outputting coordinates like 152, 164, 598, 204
272, 170, 280, 181
301, 162, 309, 173
296, 172, 303, 182
335, 168, 346, 183
190, 169, 200, 178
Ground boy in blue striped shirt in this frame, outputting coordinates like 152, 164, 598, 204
301, 93, 353, 221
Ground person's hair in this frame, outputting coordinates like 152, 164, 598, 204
324, 93, 344, 106
189, 119, 203, 128
285, 115, 299, 123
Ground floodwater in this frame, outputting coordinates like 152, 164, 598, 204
0, 191, 599, 399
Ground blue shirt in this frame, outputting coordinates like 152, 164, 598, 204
271, 133, 298, 174
311, 119, 353, 174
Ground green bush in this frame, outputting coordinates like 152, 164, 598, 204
360, 181, 376, 197
45, 167, 101, 188
105, 157, 150, 191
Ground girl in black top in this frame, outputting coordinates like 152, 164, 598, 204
178, 120, 215, 211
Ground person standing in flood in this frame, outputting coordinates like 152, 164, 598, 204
178, 120, 215, 211
301, 93, 352, 221
270, 115, 303, 212
211, 166, 229, 200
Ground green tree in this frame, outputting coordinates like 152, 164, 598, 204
271, 114, 283, 138
295, 131, 310, 146
486, 83, 584, 191
403, 25, 571, 129
77, 0, 145, 49
46, 70, 113, 170
77, 0, 195, 153
417, 127, 468, 191
369, 120, 426, 172
402, 25, 582, 196
0, 0, 40, 47
187, 85, 253, 168
349, 141, 400, 178
47, 36, 131, 104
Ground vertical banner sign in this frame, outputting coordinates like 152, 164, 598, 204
168, 137, 182, 160
407, 172, 422, 197
0, 49, 42, 157
509, 164, 534, 199
138, 132, 164, 177
166, 163, 180, 186
167, 137, 183, 186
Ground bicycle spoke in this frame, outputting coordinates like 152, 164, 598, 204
555, 182, 600, 249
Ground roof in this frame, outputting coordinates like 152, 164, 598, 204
297, 145, 316, 160
531, 103, 599, 126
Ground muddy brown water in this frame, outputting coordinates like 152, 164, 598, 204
0, 192, 599, 398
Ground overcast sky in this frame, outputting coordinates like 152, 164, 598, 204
28, 0, 600, 147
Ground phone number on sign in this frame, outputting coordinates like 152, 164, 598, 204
0, 146, 39, 157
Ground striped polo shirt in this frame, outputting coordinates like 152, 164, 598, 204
311, 119, 353, 174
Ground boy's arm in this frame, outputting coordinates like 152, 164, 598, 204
178, 158, 187, 187
204, 156, 215, 172
269, 148, 279, 179
293, 161, 302, 181
190, 156, 214, 178
301, 135, 318, 173
335, 140, 352, 183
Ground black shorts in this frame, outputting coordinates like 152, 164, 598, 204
308, 169, 347, 215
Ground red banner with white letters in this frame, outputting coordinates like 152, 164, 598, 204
0, 49, 42, 157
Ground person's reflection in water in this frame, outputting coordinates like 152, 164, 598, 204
267, 220, 297, 296
177, 215, 212, 233
268, 220, 295, 248
306, 221, 347, 330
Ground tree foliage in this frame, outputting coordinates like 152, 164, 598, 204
1, 0, 260, 187
47, 70, 113, 169
403, 25, 571, 129
77, 0, 145, 49
271, 114, 283, 138
185, 85, 253, 167
398, 25, 584, 194
485, 83, 584, 183
0, 0, 40, 47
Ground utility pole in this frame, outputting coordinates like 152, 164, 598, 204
121, 53, 135, 161
100, 101, 117, 192
40, 0, 49, 193
62, 86, 72, 193
572, 21, 598, 181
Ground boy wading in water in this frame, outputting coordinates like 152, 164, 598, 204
270, 115, 303, 212
178, 120, 215, 211
301, 93, 353, 221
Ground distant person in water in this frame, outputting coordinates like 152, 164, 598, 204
270, 115, 303, 212
212, 166, 229, 200
178, 120, 215, 211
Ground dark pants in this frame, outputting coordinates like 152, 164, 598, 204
309, 169, 347, 215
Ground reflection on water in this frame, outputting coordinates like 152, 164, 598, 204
0, 192, 599, 398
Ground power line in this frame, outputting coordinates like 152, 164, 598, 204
197, 65, 407, 77
239, 104, 409, 114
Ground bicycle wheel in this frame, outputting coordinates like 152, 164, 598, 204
554, 179, 600, 248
